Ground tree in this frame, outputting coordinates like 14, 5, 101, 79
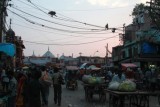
132, 3, 146, 16
148, 0, 160, 29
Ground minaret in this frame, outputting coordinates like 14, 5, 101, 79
32, 51, 35, 56
48, 46, 49, 51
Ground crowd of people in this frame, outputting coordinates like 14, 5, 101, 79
0, 65, 65, 107
0, 64, 159, 107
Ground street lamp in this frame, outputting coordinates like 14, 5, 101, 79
93, 50, 98, 56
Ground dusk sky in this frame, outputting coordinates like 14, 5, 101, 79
7, 0, 148, 58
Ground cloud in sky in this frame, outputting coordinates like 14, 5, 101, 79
87, 0, 109, 6
86, 0, 149, 7
140, 0, 148, 3
111, 1, 129, 7
75, 1, 81, 5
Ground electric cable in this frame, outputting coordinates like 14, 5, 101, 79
11, 6, 104, 31
25, 0, 105, 29
23, 35, 119, 46
13, 23, 115, 38
8, 9, 109, 34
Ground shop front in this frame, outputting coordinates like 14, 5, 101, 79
0, 43, 16, 69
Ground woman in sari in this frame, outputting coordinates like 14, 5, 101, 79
16, 73, 27, 107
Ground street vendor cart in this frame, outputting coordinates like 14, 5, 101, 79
83, 83, 107, 102
106, 89, 160, 107
82, 74, 107, 102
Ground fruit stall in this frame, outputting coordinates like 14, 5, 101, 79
106, 80, 160, 107
82, 75, 107, 102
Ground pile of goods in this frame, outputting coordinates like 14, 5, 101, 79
108, 80, 136, 92
82, 75, 105, 84
108, 81, 120, 91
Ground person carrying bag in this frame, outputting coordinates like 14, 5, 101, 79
52, 67, 65, 106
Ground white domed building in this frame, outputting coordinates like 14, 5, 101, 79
42, 47, 55, 58
24, 47, 57, 66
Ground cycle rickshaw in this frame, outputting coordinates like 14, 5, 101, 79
65, 66, 79, 90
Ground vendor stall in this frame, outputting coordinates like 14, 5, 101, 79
82, 83, 107, 102
82, 74, 107, 102
106, 89, 160, 107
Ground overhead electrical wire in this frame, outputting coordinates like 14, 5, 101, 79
19, 0, 105, 29
13, 23, 116, 39
11, 6, 105, 31
24, 35, 119, 46
16, 0, 84, 23
8, 0, 122, 46
26, 0, 130, 32
14, 0, 125, 33
8, 9, 109, 34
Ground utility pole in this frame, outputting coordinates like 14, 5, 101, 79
119, 24, 125, 45
105, 43, 108, 65
0, 0, 7, 43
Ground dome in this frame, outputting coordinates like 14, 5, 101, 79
42, 47, 55, 58
6, 28, 15, 37
59, 54, 65, 59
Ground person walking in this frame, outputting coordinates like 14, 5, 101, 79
1, 69, 9, 92
52, 67, 64, 106
7, 69, 18, 107
28, 67, 43, 107
16, 71, 28, 107
39, 66, 52, 107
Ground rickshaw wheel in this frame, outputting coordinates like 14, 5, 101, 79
66, 81, 69, 89
99, 92, 106, 102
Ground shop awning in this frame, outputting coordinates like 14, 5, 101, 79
121, 63, 137, 68
0, 43, 16, 57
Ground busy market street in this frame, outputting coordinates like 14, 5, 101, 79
0, 66, 160, 107
1, 0, 160, 107
48, 81, 108, 107
49, 81, 159, 107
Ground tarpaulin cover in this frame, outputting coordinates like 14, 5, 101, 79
79, 63, 88, 69
121, 63, 137, 68
66, 66, 79, 71
87, 65, 101, 70
0, 43, 16, 57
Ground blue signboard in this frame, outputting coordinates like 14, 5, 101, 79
141, 42, 157, 54
0, 43, 16, 57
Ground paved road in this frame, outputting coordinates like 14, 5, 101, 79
48, 81, 108, 107
48, 81, 160, 107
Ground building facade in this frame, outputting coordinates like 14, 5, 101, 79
23, 48, 57, 66
112, 10, 160, 70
